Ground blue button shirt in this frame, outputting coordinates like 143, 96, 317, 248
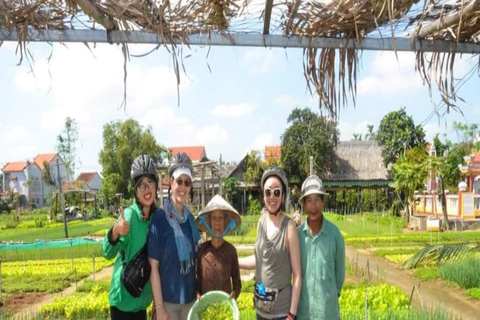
297, 217, 345, 320
148, 209, 196, 304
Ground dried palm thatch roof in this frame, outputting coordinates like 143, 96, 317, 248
1, 0, 480, 117
324, 141, 391, 183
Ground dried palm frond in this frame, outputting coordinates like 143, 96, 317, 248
282, 0, 420, 119
402, 242, 480, 269
412, 0, 480, 114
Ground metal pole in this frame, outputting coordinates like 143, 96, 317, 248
309, 156, 313, 176
2, 29, 480, 53
56, 158, 68, 238
93, 254, 96, 284
0, 258, 2, 301
219, 154, 223, 197
160, 172, 164, 208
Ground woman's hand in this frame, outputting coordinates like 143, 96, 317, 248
196, 293, 203, 301
155, 306, 170, 320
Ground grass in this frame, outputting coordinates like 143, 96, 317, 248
413, 267, 438, 282
0, 243, 103, 262
438, 257, 480, 289
0, 218, 115, 242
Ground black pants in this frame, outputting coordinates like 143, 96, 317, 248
110, 306, 147, 320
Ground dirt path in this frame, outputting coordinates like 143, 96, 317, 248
346, 246, 480, 320
11, 266, 113, 318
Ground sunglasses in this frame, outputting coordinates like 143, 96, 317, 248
176, 178, 192, 188
137, 180, 156, 192
264, 188, 282, 198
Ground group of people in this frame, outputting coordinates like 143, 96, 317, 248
102, 152, 345, 320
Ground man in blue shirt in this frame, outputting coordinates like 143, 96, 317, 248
297, 175, 345, 320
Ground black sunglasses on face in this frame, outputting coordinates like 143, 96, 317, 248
176, 178, 192, 188
264, 188, 282, 198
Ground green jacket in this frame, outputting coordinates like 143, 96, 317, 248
102, 201, 153, 312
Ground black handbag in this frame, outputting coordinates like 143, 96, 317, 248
120, 242, 151, 297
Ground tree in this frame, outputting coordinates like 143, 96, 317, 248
56, 117, 80, 179
365, 124, 376, 141
376, 108, 426, 167
0, 173, 3, 192
352, 133, 363, 141
243, 150, 263, 192
281, 108, 339, 181
392, 146, 428, 218
223, 177, 239, 202
99, 119, 168, 197
452, 121, 479, 145
99, 173, 122, 207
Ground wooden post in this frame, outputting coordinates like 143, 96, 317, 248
201, 165, 205, 209
56, 158, 68, 238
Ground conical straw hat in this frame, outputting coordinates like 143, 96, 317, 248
196, 195, 241, 235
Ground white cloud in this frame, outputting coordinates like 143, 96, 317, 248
4, 126, 28, 144
0, 124, 37, 164
358, 52, 422, 96
339, 121, 373, 141
275, 95, 298, 109
240, 49, 275, 75
245, 133, 276, 155
211, 103, 256, 117
194, 124, 229, 145
423, 121, 451, 142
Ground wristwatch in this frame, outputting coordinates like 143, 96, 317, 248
287, 312, 297, 320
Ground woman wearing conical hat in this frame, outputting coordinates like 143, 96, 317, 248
195, 194, 242, 300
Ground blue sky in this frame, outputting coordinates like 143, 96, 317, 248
1, 40, 479, 175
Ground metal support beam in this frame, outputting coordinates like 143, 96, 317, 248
263, 0, 274, 35
2, 29, 480, 53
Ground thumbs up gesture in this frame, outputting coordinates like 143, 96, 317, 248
113, 206, 130, 239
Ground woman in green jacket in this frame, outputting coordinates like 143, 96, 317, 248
103, 155, 158, 319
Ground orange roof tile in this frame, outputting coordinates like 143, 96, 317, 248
34, 153, 57, 170
169, 146, 206, 162
265, 146, 281, 161
76, 172, 97, 183
3, 162, 26, 173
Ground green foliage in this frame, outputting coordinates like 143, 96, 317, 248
413, 267, 438, 282
403, 243, 480, 269
439, 256, 480, 289
339, 283, 409, 313
99, 173, 121, 207
376, 108, 426, 167
99, 119, 168, 197
77, 278, 111, 293
392, 146, 430, 215
452, 121, 480, 144
443, 143, 471, 190
223, 177, 240, 202
467, 288, 480, 300
243, 150, 263, 191
199, 302, 234, 320
247, 195, 261, 215
281, 107, 339, 181
56, 117, 80, 179
0, 244, 103, 262
0, 217, 115, 242
42, 160, 55, 187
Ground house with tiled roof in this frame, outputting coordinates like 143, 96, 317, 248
168, 146, 208, 163
75, 172, 102, 192
265, 146, 281, 162
2, 153, 69, 207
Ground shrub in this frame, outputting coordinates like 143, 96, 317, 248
248, 195, 261, 216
